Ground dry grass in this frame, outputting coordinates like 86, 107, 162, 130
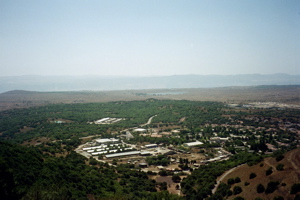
218, 148, 300, 200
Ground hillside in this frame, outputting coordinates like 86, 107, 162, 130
216, 148, 300, 200
0, 74, 299, 93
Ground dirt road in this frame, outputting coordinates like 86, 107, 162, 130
212, 164, 245, 194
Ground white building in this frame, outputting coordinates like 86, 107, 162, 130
133, 128, 147, 133
145, 144, 158, 148
183, 141, 204, 147
95, 138, 119, 145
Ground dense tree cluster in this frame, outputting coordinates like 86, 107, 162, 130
0, 99, 299, 199
0, 100, 225, 144
146, 155, 170, 166
0, 142, 181, 200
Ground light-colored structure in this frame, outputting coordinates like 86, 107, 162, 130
145, 144, 158, 148
105, 151, 141, 158
133, 128, 147, 133
210, 137, 229, 143
95, 138, 119, 144
183, 141, 204, 147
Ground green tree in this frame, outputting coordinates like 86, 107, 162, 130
265, 181, 280, 194
233, 186, 242, 195
276, 163, 284, 171
158, 170, 168, 176
172, 174, 181, 183
235, 177, 241, 183
89, 157, 98, 165
227, 178, 235, 185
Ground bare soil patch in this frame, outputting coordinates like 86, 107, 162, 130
22, 137, 51, 146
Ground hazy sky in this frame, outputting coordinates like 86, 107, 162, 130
1, 0, 299, 77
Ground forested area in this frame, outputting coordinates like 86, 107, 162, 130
0, 99, 299, 199
0, 100, 225, 143
0, 141, 181, 200
0, 100, 226, 200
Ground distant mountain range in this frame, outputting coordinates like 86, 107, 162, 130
0, 74, 299, 93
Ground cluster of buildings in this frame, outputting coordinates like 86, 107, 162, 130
92, 117, 124, 124
82, 138, 158, 158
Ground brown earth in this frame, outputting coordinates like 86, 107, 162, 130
216, 148, 300, 200
152, 175, 186, 195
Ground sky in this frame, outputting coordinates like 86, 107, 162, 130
0, 0, 299, 77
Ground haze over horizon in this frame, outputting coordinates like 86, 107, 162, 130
1, 0, 300, 77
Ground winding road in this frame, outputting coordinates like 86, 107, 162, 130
212, 164, 245, 194
141, 115, 157, 126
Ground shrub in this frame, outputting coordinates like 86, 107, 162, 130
265, 181, 280, 194
244, 182, 250, 186
266, 167, 273, 176
147, 170, 157, 175
249, 172, 257, 179
235, 177, 241, 183
257, 184, 265, 193
276, 163, 284, 171
233, 186, 242, 195
291, 183, 300, 194
172, 174, 181, 183
158, 170, 168, 176
227, 190, 233, 196
89, 158, 98, 165
260, 163, 264, 167
227, 178, 235, 185
275, 154, 284, 162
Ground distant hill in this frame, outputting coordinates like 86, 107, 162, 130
0, 74, 299, 93
0, 85, 299, 111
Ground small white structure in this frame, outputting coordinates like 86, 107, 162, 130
210, 137, 229, 143
105, 151, 141, 158
95, 138, 119, 144
133, 128, 147, 133
145, 144, 158, 148
95, 118, 110, 124
184, 141, 204, 147
94, 117, 124, 124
